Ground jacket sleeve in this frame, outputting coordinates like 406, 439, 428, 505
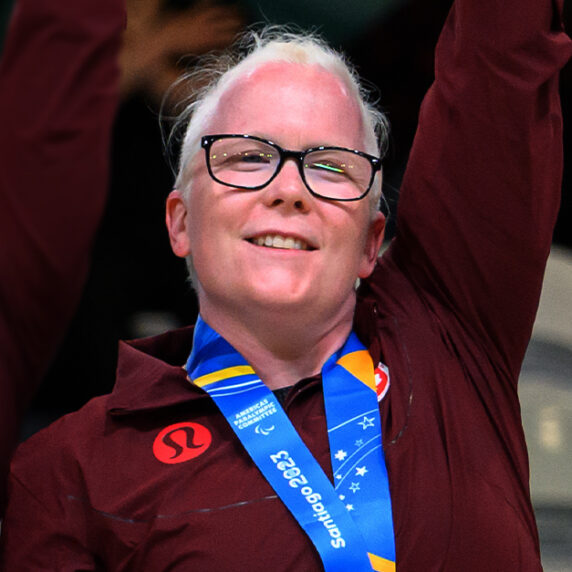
0, 0, 124, 510
0, 473, 97, 571
382, 0, 572, 379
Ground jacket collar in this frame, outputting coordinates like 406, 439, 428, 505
106, 295, 380, 417
106, 326, 207, 416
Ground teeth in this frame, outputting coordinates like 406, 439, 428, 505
251, 234, 309, 250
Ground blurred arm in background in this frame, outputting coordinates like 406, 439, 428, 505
0, 0, 124, 512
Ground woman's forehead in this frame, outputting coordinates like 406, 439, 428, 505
207, 62, 366, 149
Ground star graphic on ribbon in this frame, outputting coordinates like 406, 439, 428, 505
354, 439, 364, 448
349, 482, 360, 493
346, 504, 354, 511
358, 416, 375, 430
334, 449, 348, 461
355, 466, 368, 477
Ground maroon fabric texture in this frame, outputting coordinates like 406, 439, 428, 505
0, 0, 123, 511
1, 0, 571, 570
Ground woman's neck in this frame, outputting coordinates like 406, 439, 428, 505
199, 298, 356, 390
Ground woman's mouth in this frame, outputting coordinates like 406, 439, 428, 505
247, 234, 316, 251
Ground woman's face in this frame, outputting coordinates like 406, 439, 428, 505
167, 62, 384, 323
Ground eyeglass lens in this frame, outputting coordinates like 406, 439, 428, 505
207, 138, 373, 200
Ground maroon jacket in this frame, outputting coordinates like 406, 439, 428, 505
1, 0, 570, 570
0, 0, 123, 511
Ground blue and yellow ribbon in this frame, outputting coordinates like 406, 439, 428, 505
186, 316, 395, 571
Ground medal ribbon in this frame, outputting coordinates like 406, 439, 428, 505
186, 316, 395, 571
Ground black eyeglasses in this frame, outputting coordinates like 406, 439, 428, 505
201, 134, 382, 201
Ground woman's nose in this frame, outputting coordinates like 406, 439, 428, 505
261, 158, 311, 212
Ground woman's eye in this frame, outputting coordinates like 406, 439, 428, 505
310, 161, 345, 173
220, 149, 274, 169
307, 159, 349, 178
237, 153, 270, 163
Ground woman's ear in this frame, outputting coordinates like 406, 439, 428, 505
358, 211, 386, 279
166, 190, 191, 258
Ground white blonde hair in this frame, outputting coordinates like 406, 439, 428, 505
171, 26, 389, 212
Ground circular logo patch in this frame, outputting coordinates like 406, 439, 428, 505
153, 422, 212, 464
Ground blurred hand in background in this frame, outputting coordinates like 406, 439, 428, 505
120, 0, 244, 105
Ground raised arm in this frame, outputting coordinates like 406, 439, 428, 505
0, 0, 124, 510
384, 0, 572, 378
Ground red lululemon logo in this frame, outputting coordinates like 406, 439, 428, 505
153, 422, 212, 464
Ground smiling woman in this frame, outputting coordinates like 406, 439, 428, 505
1, 3, 571, 572
166, 58, 385, 382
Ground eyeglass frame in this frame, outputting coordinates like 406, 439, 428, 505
200, 134, 382, 202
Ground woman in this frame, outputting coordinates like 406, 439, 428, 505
1, 0, 570, 569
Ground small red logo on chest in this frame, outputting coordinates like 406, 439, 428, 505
153, 422, 212, 464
